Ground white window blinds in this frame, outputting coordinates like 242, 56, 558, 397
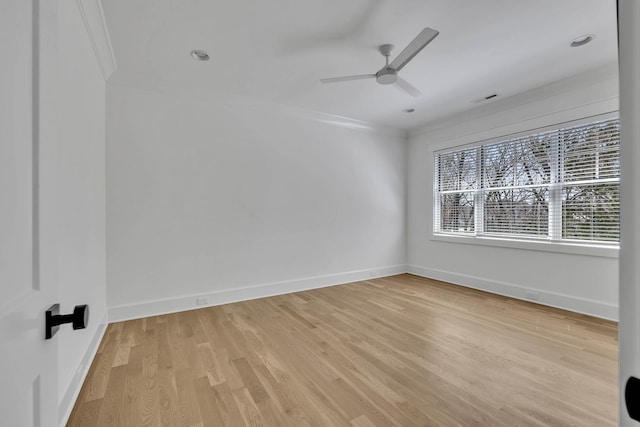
436, 148, 477, 234
560, 118, 620, 242
434, 115, 620, 245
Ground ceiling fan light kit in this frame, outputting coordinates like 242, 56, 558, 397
376, 68, 398, 85
320, 27, 439, 98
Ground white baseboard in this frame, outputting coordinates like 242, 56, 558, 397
108, 262, 617, 323
108, 265, 407, 322
407, 264, 618, 321
58, 312, 108, 427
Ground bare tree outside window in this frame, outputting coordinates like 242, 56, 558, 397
437, 149, 476, 232
434, 116, 620, 245
561, 119, 620, 241
483, 133, 552, 237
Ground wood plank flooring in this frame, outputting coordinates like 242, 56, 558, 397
68, 274, 618, 426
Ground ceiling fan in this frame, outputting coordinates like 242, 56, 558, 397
320, 27, 439, 98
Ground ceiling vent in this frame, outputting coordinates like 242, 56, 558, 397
570, 34, 595, 47
190, 50, 210, 61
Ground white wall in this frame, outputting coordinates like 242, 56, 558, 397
106, 85, 406, 320
407, 65, 620, 320
57, 0, 107, 422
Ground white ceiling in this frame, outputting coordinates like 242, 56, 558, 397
101, 0, 618, 131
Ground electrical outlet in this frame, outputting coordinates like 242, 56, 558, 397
196, 296, 209, 306
525, 291, 540, 301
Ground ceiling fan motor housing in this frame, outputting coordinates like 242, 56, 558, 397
376, 68, 398, 85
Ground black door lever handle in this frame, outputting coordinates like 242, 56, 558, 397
45, 304, 89, 339
626, 376, 640, 421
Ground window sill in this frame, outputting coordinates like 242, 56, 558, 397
430, 233, 619, 258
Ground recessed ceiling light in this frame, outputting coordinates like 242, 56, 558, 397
190, 50, 210, 61
570, 34, 595, 47
403, 108, 415, 113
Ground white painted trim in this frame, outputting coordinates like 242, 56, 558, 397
618, 2, 640, 424
58, 312, 108, 427
108, 262, 618, 322
430, 234, 619, 258
429, 110, 620, 154
108, 265, 407, 322
420, 100, 620, 154
407, 264, 618, 321
75, 0, 117, 80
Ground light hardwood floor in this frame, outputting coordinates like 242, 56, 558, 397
68, 274, 618, 426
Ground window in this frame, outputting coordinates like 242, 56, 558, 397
434, 115, 620, 247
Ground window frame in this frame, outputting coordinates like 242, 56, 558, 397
432, 112, 620, 258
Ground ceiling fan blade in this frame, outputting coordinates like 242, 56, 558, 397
320, 74, 376, 84
395, 77, 422, 98
389, 27, 439, 72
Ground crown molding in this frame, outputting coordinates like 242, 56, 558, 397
107, 81, 408, 139
223, 93, 408, 139
75, 0, 117, 80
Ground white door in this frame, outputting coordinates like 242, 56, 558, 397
619, 0, 640, 425
0, 0, 59, 425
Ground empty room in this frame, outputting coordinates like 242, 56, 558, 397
3, 0, 640, 426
